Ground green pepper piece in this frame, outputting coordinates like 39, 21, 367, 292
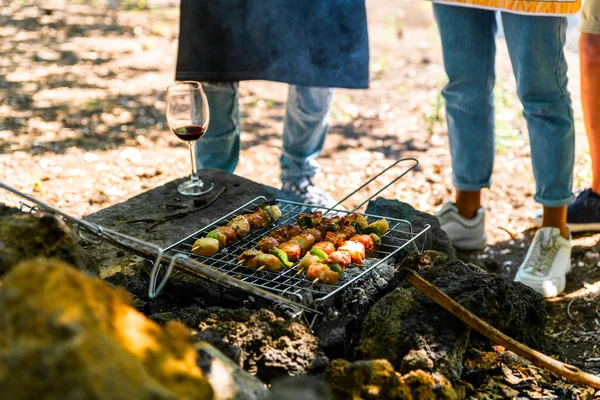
298, 216, 313, 228
258, 203, 274, 222
326, 222, 339, 232
206, 230, 225, 248
270, 249, 293, 267
369, 233, 382, 247
350, 221, 362, 234
309, 247, 328, 260
362, 226, 382, 237
328, 263, 343, 274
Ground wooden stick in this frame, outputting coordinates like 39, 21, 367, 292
257, 266, 265, 272
401, 268, 600, 389
296, 268, 305, 275
312, 277, 319, 284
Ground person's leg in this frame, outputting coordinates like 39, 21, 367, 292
281, 85, 333, 180
194, 82, 240, 174
560, 0, 600, 232
279, 85, 338, 207
581, 0, 600, 193
529, 4, 600, 233
502, 12, 574, 297
502, 12, 574, 238
581, 32, 600, 191
432, 4, 496, 250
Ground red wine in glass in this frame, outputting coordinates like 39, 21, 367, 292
166, 81, 213, 196
172, 125, 206, 141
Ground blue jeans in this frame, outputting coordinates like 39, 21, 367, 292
196, 82, 334, 181
433, 4, 575, 207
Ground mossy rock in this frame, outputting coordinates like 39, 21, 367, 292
0, 258, 213, 400
324, 359, 457, 400
0, 205, 95, 276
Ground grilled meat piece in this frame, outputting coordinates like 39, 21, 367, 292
338, 240, 365, 264
257, 253, 286, 272
306, 263, 329, 280
325, 231, 346, 248
306, 263, 339, 285
215, 226, 237, 246
227, 215, 251, 237
326, 251, 352, 270
317, 216, 341, 233
304, 227, 324, 242
298, 254, 320, 271
289, 232, 316, 255
338, 225, 357, 239
257, 236, 280, 253
254, 207, 273, 225
278, 241, 302, 262
312, 241, 336, 255
238, 249, 262, 268
349, 234, 375, 252
244, 212, 266, 229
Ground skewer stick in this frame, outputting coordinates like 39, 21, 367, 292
191, 245, 200, 253
312, 277, 320, 284
257, 266, 266, 271
237, 260, 244, 265
296, 268, 305, 276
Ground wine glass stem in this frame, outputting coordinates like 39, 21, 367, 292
189, 141, 199, 183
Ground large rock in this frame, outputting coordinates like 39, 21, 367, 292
324, 359, 457, 400
396, 251, 549, 350
0, 205, 95, 276
355, 286, 470, 381
356, 251, 549, 381
0, 258, 213, 400
195, 308, 329, 383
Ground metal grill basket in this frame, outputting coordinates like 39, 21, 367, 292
163, 196, 430, 310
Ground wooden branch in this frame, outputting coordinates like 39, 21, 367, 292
125, 187, 227, 230
401, 268, 600, 389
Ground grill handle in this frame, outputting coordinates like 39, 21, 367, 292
331, 157, 419, 212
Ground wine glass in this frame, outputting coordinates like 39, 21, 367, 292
166, 81, 214, 196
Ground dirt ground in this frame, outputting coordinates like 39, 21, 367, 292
1, 0, 599, 396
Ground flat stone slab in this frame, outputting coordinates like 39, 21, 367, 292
83, 169, 279, 276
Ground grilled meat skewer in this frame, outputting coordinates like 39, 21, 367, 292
193, 204, 282, 257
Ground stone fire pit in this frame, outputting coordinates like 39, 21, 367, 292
0, 170, 561, 399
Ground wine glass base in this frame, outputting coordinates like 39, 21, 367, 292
177, 179, 214, 196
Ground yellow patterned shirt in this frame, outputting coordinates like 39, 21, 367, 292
432, 0, 582, 15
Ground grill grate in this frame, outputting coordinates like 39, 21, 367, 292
164, 196, 430, 308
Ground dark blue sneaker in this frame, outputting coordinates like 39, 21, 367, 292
565, 188, 600, 232
531, 188, 600, 232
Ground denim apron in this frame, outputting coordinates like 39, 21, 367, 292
175, 0, 369, 89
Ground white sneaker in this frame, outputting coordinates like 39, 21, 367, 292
514, 227, 572, 298
435, 202, 487, 250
